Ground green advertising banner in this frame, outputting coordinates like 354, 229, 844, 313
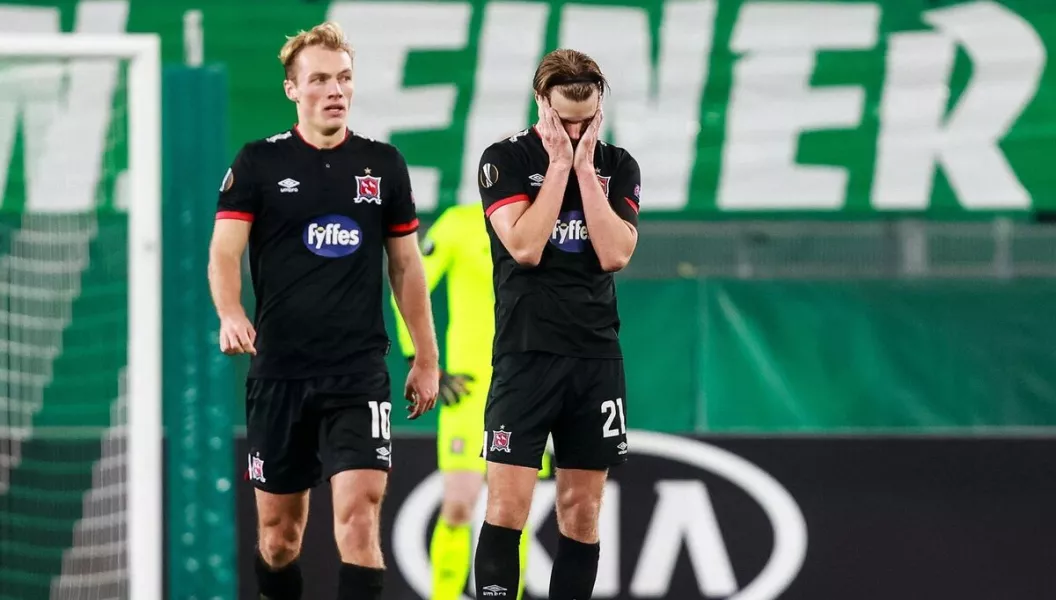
4, 0, 1056, 217
694, 278, 1056, 432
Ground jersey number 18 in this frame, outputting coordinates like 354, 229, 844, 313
368, 400, 392, 440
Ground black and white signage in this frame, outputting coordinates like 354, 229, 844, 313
235, 433, 1056, 600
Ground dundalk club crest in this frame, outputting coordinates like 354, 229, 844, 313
597, 174, 611, 198
247, 452, 266, 483
490, 427, 512, 453
355, 168, 382, 204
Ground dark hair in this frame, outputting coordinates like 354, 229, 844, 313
532, 49, 608, 101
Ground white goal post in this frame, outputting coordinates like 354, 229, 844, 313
0, 32, 162, 599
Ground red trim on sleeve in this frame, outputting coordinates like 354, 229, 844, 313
484, 194, 530, 218
388, 218, 420, 234
216, 211, 254, 222
624, 198, 639, 214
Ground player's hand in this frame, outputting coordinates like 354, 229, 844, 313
439, 371, 475, 406
218, 313, 256, 355
538, 102, 573, 169
574, 107, 603, 173
405, 356, 473, 407
404, 359, 440, 420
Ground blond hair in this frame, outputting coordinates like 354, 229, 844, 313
278, 21, 354, 80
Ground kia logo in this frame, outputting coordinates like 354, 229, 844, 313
392, 430, 807, 599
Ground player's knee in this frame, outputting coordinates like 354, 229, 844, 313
485, 491, 532, 530
334, 494, 382, 552
440, 470, 483, 525
258, 524, 303, 568
441, 498, 474, 525
555, 487, 601, 542
484, 464, 537, 529
334, 513, 377, 554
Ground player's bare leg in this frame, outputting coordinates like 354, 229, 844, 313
254, 489, 310, 600
442, 471, 483, 524
331, 469, 388, 599
475, 463, 538, 599
430, 470, 483, 599
549, 468, 607, 600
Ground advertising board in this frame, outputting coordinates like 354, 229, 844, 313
235, 431, 1056, 599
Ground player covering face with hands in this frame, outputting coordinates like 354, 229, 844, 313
208, 21, 439, 600
391, 201, 556, 600
473, 49, 641, 600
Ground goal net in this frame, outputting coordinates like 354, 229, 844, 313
0, 34, 161, 600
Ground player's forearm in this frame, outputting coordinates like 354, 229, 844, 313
505, 163, 570, 265
578, 170, 637, 272
391, 254, 443, 359
388, 258, 440, 365
207, 253, 247, 319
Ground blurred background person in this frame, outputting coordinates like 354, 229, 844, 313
393, 201, 553, 600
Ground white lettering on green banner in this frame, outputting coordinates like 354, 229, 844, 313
1, 0, 1051, 216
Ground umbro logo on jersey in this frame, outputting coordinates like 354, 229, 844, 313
482, 584, 507, 596
278, 178, 299, 193
528, 173, 544, 187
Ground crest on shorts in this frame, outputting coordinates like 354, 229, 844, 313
490, 427, 512, 453
355, 168, 382, 204
597, 175, 611, 198
247, 453, 266, 483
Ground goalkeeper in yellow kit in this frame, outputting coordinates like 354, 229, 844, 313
393, 203, 551, 600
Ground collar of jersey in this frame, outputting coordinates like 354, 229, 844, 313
293, 124, 350, 151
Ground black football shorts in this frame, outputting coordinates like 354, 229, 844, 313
483, 351, 629, 471
244, 362, 393, 494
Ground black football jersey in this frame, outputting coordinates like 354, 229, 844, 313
477, 126, 641, 360
216, 126, 419, 378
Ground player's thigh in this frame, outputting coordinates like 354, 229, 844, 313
552, 358, 629, 471
254, 488, 311, 545
314, 372, 394, 479
482, 352, 568, 470
330, 468, 387, 523
245, 378, 322, 494
483, 462, 542, 530
437, 382, 488, 474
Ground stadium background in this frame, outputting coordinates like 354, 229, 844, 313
2, 0, 1056, 599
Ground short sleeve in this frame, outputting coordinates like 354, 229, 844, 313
216, 144, 260, 221
609, 152, 641, 226
384, 149, 420, 237
479, 144, 529, 218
